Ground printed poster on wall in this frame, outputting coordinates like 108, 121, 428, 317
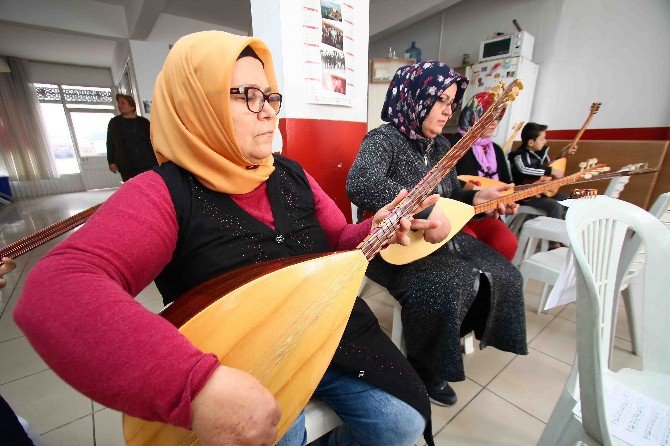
302, 0, 354, 106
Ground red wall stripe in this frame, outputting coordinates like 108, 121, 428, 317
545, 127, 670, 141
278, 118, 368, 223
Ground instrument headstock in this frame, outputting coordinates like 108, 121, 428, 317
485, 80, 524, 120
489, 81, 506, 100
576, 160, 609, 179
590, 102, 602, 114
514, 121, 525, 132
570, 188, 598, 199
577, 161, 657, 179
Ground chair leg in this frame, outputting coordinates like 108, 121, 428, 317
462, 331, 475, 354
540, 239, 549, 252
621, 272, 644, 356
357, 277, 370, 297
538, 283, 551, 314
537, 364, 593, 446
391, 301, 406, 356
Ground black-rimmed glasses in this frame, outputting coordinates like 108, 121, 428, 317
230, 86, 283, 113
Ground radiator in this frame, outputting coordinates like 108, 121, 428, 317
9, 174, 85, 198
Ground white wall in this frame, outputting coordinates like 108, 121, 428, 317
252, 0, 369, 123
437, 0, 562, 68
369, 11, 443, 61
371, 0, 670, 131
129, 40, 171, 117
124, 13, 245, 118
531, 0, 670, 130
25, 61, 113, 87
111, 41, 131, 86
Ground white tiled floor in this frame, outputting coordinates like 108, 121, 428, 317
0, 191, 642, 445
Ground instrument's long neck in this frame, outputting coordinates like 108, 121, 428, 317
501, 125, 523, 154
561, 111, 596, 158
358, 83, 520, 260
0, 204, 101, 261
474, 170, 586, 214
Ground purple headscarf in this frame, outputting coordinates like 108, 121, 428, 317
381, 61, 468, 145
457, 91, 506, 179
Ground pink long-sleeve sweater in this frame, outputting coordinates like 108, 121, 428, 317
13, 170, 372, 429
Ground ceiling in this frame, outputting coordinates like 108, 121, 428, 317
0, 0, 462, 68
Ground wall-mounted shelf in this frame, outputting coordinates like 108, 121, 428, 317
370, 58, 415, 83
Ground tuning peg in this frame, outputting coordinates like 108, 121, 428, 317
578, 162, 587, 169
583, 173, 592, 179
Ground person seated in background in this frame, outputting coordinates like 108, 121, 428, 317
347, 61, 527, 408
507, 122, 571, 220
451, 91, 518, 261
14, 31, 440, 446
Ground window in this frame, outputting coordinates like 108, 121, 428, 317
35, 83, 115, 175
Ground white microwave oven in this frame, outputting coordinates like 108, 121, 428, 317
478, 31, 534, 62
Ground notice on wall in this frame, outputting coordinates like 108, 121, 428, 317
302, 0, 354, 106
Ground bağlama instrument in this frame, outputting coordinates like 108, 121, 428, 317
122, 80, 525, 446
0, 203, 101, 264
380, 162, 610, 265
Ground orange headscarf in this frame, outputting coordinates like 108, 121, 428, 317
151, 31, 278, 194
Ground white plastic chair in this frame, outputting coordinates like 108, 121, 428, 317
520, 193, 670, 316
537, 197, 670, 446
613, 192, 670, 356
506, 205, 546, 236
513, 172, 633, 266
305, 400, 343, 442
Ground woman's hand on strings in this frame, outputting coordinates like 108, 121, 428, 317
473, 185, 519, 218
190, 366, 281, 446
372, 189, 441, 246
0, 257, 16, 290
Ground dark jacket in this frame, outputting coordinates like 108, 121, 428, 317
449, 133, 513, 183
507, 144, 553, 185
106, 115, 154, 168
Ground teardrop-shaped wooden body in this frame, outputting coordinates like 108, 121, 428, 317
457, 175, 515, 194
380, 198, 475, 265
548, 157, 567, 178
123, 250, 369, 446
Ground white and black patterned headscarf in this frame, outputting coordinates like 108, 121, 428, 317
381, 61, 468, 143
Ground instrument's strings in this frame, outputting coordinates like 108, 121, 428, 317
359, 83, 517, 259
250, 257, 365, 380
168, 82, 520, 444
0, 204, 100, 259
474, 168, 597, 213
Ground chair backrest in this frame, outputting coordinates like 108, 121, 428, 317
602, 175, 630, 198
565, 197, 670, 443
617, 192, 670, 285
